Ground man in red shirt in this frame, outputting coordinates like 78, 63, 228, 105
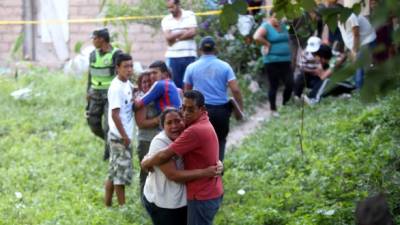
141, 90, 223, 225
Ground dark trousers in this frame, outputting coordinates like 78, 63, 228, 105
206, 103, 232, 161
137, 140, 150, 198
167, 56, 196, 89
294, 72, 322, 98
264, 61, 293, 111
143, 195, 187, 225
86, 89, 110, 160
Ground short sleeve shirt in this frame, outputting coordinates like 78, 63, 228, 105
161, 10, 197, 58
338, 13, 376, 50
143, 131, 186, 209
183, 55, 236, 105
107, 77, 134, 140
169, 112, 223, 200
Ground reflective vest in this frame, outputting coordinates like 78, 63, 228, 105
90, 48, 118, 90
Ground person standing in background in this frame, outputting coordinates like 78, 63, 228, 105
253, 10, 293, 117
337, 5, 376, 89
184, 36, 243, 161
86, 28, 122, 161
161, 0, 197, 89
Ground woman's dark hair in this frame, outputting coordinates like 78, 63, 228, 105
159, 107, 182, 129
137, 71, 150, 91
116, 53, 132, 66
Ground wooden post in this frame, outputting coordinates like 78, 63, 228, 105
23, 0, 36, 60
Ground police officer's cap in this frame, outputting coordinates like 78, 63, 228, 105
200, 36, 216, 52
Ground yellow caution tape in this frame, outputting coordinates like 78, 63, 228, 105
0, 5, 272, 25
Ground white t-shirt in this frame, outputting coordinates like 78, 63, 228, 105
107, 77, 134, 140
338, 13, 376, 50
143, 131, 186, 209
161, 9, 197, 58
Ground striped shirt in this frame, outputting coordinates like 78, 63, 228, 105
139, 79, 181, 112
298, 51, 319, 72
161, 10, 197, 58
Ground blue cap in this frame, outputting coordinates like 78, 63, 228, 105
200, 36, 216, 51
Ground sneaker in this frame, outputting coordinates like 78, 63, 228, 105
271, 111, 280, 117
339, 93, 352, 99
302, 95, 318, 106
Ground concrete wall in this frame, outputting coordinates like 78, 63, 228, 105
0, 0, 24, 64
0, 0, 166, 67
68, 0, 166, 67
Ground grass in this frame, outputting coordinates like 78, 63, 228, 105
0, 68, 399, 224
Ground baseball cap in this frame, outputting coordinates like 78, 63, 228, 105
200, 36, 216, 51
92, 28, 110, 40
305, 36, 321, 53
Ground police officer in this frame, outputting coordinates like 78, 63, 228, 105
183, 36, 244, 161
86, 28, 122, 160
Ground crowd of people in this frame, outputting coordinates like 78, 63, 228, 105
85, 1, 242, 224
83, 0, 397, 224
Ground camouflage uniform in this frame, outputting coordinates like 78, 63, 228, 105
86, 89, 108, 140
86, 47, 121, 160
107, 138, 133, 185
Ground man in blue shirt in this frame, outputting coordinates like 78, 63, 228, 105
183, 36, 243, 161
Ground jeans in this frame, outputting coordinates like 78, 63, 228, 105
294, 72, 320, 98
86, 89, 110, 160
354, 41, 376, 89
143, 195, 187, 225
167, 56, 196, 89
206, 103, 232, 161
187, 196, 223, 225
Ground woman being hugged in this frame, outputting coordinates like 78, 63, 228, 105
135, 71, 160, 196
253, 9, 293, 117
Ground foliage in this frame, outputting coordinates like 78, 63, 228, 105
218, 91, 400, 225
105, 0, 205, 30
10, 33, 24, 60
0, 69, 150, 225
103, 0, 206, 53
219, 0, 248, 31
74, 41, 83, 54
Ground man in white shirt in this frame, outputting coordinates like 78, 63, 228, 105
104, 53, 134, 207
161, 0, 197, 89
338, 13, 376, 89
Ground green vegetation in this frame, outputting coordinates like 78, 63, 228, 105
218, 91, 400, 224
1, 69, 399, 224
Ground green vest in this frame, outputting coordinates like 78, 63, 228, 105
90, 48, 118, 90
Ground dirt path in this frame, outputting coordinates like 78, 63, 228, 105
226, 102, 271, 150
